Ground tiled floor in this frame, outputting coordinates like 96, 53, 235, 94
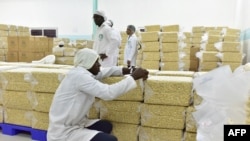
0, 130, 33, 141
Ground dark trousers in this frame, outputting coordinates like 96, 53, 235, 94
87, 120, 117, 141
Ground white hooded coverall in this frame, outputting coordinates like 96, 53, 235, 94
93, 23, 121, 67
47, 66, 136, 141
124, 33, 138, 67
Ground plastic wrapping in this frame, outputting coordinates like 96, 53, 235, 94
216, 52, 245, 62
200, 43, 206, 50
193, 65, 250, 140
32, 55, 56, 64
143, 82, 154, 102
26, 91, 38, 109
214, 42, 223, 51
201, 33, 208, 43
24, 72, 38, 89
193, 65, 232, 98
0, 106, 3, 122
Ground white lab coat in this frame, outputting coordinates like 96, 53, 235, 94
93, 23, 121, 67
124, 33, 138, 67
47, 66, 136, 141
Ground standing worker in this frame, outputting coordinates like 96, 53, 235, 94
92, 10, 121, 67
124, 25, 138, 69
47, 48, 149, 141
106, 19, 122, 66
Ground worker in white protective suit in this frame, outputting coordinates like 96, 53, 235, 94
92, 10, 121, 67
105, 19, 122, 66
124, 25, 139, 69
47, 48, 149, 141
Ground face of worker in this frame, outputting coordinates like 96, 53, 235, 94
88, 59, 101, 75
126, 28, 133, 35
93, 14, 104, 27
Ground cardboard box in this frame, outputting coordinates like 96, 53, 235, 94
48, 38, 54, 52
19, 52, 44, 63
0, 55, 6, 61
6, 51, 18, 62
189, 59, 199, 72
18, 37, 35, 52
8, 37, 19, 51
0, 37, 8, 49
32, 52, 45, 61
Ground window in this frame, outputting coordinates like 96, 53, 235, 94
31, 29, 43, 36
44, 29, 57, 38
30, 27, 58, 37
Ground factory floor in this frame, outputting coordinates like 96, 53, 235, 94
0, 130, 32, 141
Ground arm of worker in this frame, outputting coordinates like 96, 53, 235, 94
95, 66, 145, 80
78, 68, 148, 100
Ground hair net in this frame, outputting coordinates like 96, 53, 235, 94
127, 25, 136, 32
58, 41, 64, 45
74, 48, 99, 69
94, 10, 107, 21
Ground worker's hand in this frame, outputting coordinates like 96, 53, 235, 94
131, 68, 149, 81
127, 60, 131, 67
99, 54, 107, 61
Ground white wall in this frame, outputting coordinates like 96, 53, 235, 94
0, 0, 93, 36
99, 0, 240, 32
0, 0, 248, 36
234, 0, 250, 64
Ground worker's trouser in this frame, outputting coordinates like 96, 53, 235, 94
88, 120, 117, 141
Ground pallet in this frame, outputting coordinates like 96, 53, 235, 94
1, 123, 47, 141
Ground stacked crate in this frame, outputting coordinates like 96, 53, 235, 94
139, 25, 161, 70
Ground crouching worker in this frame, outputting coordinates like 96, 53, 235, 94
47, 48, 149, 141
